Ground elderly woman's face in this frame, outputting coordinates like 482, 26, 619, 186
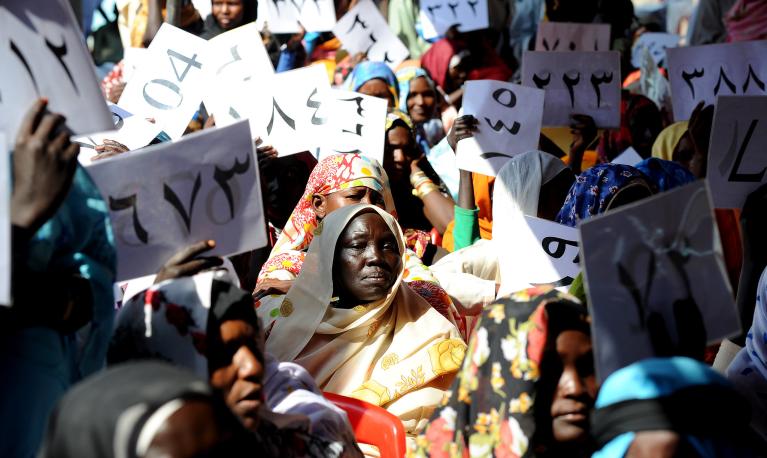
334, 212, 401, 304
312, 186, 386, 219
550, 329, 596, 444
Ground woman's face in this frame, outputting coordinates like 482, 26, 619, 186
550, 329, 597, 444
208, 319, 265, 431
384, 125, 419, 183
358, 78, 395, 108
406, 77, 437, 123
212, 0, 245, 30
538, 170, 575, 221
334, 212, 402, 304
312, 186, 386, 219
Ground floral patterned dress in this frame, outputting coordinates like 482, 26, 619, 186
409, 287, 590, 458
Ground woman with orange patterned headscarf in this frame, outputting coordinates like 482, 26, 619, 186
256, 153, 466, 338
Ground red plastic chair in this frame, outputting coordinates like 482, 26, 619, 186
323, 392, 407, 458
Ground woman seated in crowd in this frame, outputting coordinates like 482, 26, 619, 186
412, 288, 596, 457
384, 110, 454, 234
256, 153, 463, 335
257, 205, 466, 438
345, 61, 400, 108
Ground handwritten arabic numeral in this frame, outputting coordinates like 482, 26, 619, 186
348, 14, 368, 33
45, 38, 79, 95
383, 51, 394, 64
541, 236, 579, 263
447, 2, 459, 17
484, 118, 520, 134
364, 33, 378, 55
311, 0, 322, 13
426, 4, 442, 17
681, 68, 704, 98
562, 71, 580, 108
743, 65, 766, 92
590, 72, 613, 108
143, 79, 184, 110
109, 194, 149, 244
266, 97, 296, 134
727, 120, 765, 182
228, 106, 242, 119
714, 67, 736, 95
532, 72, 551, 89
214, 154, 251, 220
306, 88, 326, 125
271, 0, 286, 15
167, 49, 202, 82
594, 40, 599, 51
492, 88, 517, 108
290, 0, 306, 12
568, 41, 576, 51
217, 45, 249, 82
339, 96, 365, 136
163, 173, 202, 233
467, 0, 478, 15
10, 40, 39, 95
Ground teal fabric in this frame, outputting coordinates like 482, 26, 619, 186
593, 357, 749, 458
452, 206, 479, 251
0, 165, 115, 457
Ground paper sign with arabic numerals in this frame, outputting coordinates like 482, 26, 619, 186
630, 32, 679, 69
418, 0, 489, 40
580, 181, 738, 382
707, 95, 767, 209
257, 0, 336, 33
201, 22, 275, 127
85, 121, 267, 281
456, 80, 544, 176
0, 133, 9, 306
497, 216, 581, 298
0, 0, 113, 149
315, 89, 388, 164
333, 0, 409, 69
245, 64, 331, 156
534, 22, 611, 52
118, 23, 209, 140
666, 41, 767, 121
522, 51, 621, 128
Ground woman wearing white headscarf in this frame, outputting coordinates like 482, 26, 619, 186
430, 150, 574, 315
256, 204, 465, 438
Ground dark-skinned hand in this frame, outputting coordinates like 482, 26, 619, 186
255, 137, 279, 178
154, 240, 223, 284
11, 98, 79, 234
91, 139, 130, 162
447, 115, 479, 152
253, 278, 293, 301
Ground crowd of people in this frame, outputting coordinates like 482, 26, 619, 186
3, 0, 767, 456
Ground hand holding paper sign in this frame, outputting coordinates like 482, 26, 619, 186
456, 80, 545, 176
154, 240, 224, 284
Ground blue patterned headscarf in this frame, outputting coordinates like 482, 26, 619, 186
555, 164, 654, 227
346, 61, 399, 107
593, 357, 753, 458
635, 158, 696, 193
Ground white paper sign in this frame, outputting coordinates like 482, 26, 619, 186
498, 216, 581, 297
119, 23, 209, 140
333, 0, 409, 69
244, 64, 331, 156
580, 181, 739, 381
202, 23, 275, 125
631, 32, 679, 69
86, 121, 267, 281
122, 47, 151, 83
534, 22, 611, 52
75, 103, 163, 163
522, 51, 621, 128
707, 95, 767, 209
316, 89, 388, 164
0, 133, 9, 306
456, 80, 544, 176
258, 0, 336, 33
418, 0, 489, 40
611, 146, 643, 166
666, 41, 767, 121
0, 0, 113, 148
